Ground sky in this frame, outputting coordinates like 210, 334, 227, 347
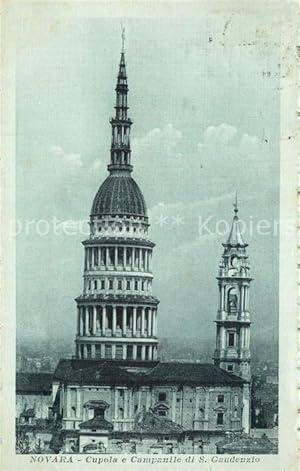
15, 5, 283, 355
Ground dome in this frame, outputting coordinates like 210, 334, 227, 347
91, 174, 147, 218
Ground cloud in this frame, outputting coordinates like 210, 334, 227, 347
202, 123, 238, 146
50, 145, 82, 167
132, 123, 182, 156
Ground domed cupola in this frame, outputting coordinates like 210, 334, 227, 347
91, 175, 147, 218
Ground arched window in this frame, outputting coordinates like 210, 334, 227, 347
227, 287, 238, 314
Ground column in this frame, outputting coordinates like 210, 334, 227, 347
152, 309, 157, 336
128, 389, 133, 419
85, 307, 89, 336
195, 388, 200, 420
66, 387, 71, 417
204, 389, 209, 420
145, 388, 151, 410
240, 327, 244, 349
122, 306, 127, 336
172, 389, 176, 422
112, 344, 116, 359
246, 287, 250, 310
139, 248, 142, 270
145, 250, 149, 272
83, 344, 88, 359
141, 307, 145, 336
133, 344, 137, 360
112, 306, 116, 335
91, 344, 96, 359
102, 306, 106, 336
137, 389, 142, 411
114, 388, 118, 419
240, 286, 244, 313
84, 248, 87, 270
242, 384, 250, 433
76, 388, 81, 419
105, 247, 109, 268
153, 346, 158, 360
114, 246, 118, 268
221, 326, 226, 350
141, 345, 146, 360
148, 309, 152, 337
122, 344, 127, 360
124, 389, 128, 419
101, 343, 105, 358
148, 345, 153, 360
123, 247, 126, 270
221, 285, 225, 311
77, 307, 80, 335
132, 247, 135, 270
80, 308, 84, 335
133, 307, 137, 337
93, 306, 97, 335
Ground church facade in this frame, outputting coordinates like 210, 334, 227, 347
16, 47, 253, 455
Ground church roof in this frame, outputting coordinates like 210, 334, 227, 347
16, 372, 53, 394
140, 362, 245, 386
133, 411, 183, 434
53, 359, 138, 386
91, 174, 147, 218
54, 359, 244, 387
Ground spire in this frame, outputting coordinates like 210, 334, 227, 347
224, 194, 247, 247
108, 33, 133, 174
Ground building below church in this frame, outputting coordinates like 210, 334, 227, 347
16, 45, 259, 455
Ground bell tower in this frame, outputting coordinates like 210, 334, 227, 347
213, 197, 252, 381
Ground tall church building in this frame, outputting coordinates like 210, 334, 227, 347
17, 46, 255, 455
75, 51, 159, 362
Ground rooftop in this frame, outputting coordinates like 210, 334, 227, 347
53, 359, 244, 387
16, 372, 53, 394
133, 411, 184, 434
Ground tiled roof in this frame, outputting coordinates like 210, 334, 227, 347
53, 359, 244, 387
16, 373, 53, 394
79, 416, 113, 431
91, 175, 147, 218
53, 360, 138, 386
140, 362, 245, 386
133, 411, 183, 434
216, 433, 277, 453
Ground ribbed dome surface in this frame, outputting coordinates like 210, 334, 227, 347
91, 175, 147, 217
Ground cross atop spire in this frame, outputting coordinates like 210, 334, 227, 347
121, 26, 126, 53
224, 195, 247, 247
233, 191, 238, 214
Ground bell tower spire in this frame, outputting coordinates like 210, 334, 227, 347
213, 198, 252, 381
108, 30, 133, 174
